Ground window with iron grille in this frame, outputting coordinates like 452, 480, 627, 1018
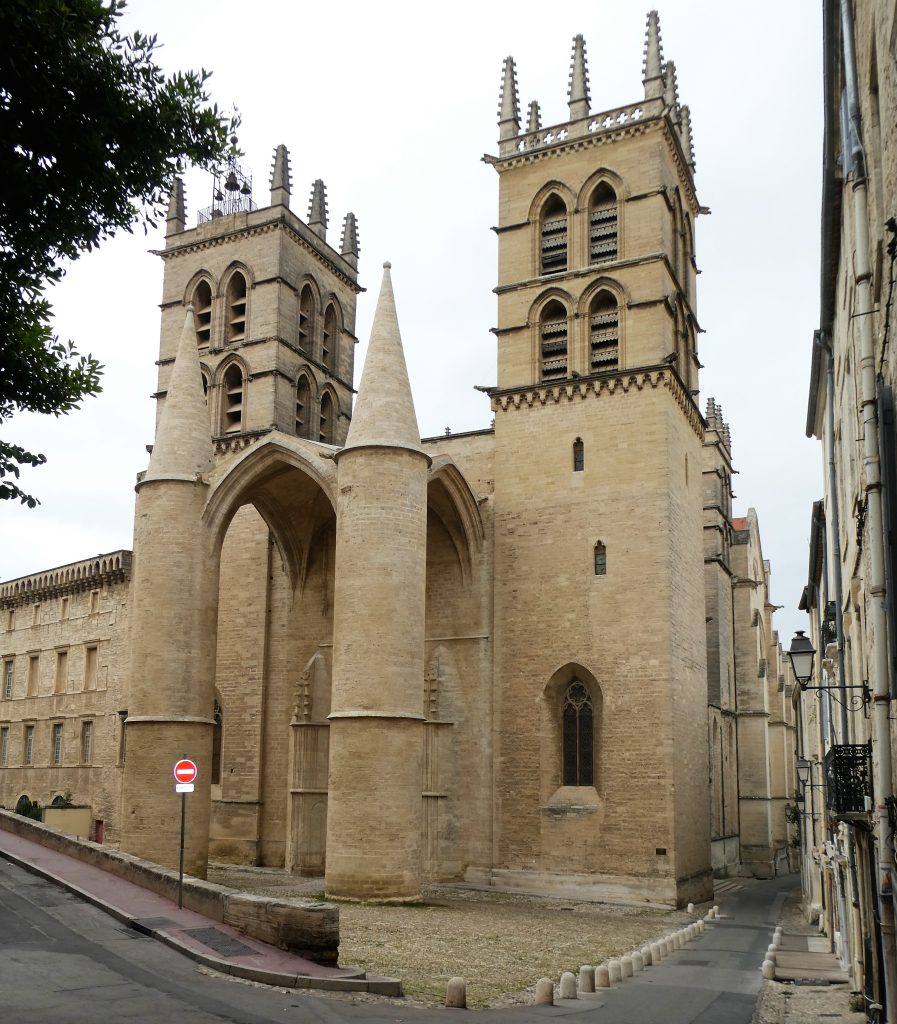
540, 195, 568, 274
3, 658, 12, 698
563, 681, 594, 786
81, 721, 93, 764
540, 300, 568, 381
589, 291, 619, 371
24, 725, 34, 765
0, 727, 8, 766
589, 182, 618, 264
52, 723, 63, 765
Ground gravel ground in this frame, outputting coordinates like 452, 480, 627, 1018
208, 865, 694, 1007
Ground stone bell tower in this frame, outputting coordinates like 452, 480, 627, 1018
485, 11, 713, 906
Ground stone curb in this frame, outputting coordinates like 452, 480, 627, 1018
1, 847, 401, 996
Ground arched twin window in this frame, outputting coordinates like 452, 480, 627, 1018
191, 272, 249, 348
540, 300, 568, 380
589, 182, 618, 264
540, 194, 568, 274
562, 681, 594, 786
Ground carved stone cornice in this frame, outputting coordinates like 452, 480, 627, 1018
0, 551, 132, 606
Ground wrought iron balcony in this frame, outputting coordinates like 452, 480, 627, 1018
824, 743, 873, 819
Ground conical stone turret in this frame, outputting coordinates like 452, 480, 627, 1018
269, 144, 291, 208
325, 264, 429, 901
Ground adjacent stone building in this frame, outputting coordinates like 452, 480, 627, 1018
1, 12, 796, 907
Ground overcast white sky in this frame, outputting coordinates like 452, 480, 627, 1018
3, 0, 822, 644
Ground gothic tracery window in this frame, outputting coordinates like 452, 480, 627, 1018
563, 681, 594, 786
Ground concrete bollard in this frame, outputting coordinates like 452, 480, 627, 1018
661, 939, 672, 957
534, 979, 554, 1005
687, 902, 695, 915
697, 919, 705, 934
651, 941, 663, 962
559, 972, 577, 1000
765, 947, 777, 963
578, 966, 595, 994
769, 935, 780, 950
774, 926, 783, 940
595, 964, 610, 988
672, 932, 682, 950
762, 959, 776, 980
620, 955, 634, 979
713, 905, 720, 918
608, 959, 623, 984
641, 945, 653, 966
689, 924, 698, 940
445, 978, 467, 1009
632, 951, 644, 972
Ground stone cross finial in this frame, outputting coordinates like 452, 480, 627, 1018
567, 34, 590, 121
269, 144, 291, 208
498, 56, 520, 140
643, 10, 665, 100
166, 177, 186, 235
527, 100, 541, 133
308, 179, 328, 239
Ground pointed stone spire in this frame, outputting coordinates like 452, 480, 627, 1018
498, 56, 520, 141
166, 177, 185, 236
643, 10, 665, 100
663, 60, 680, 121
527, 100, 542, 133
308, 179, 328, 239
680, 104, 695, 170
567, 34, 590, 121
269, 144, 291, 208
146, 308, 213, 480
344, 263, 423, 454
340, 212, 360, 269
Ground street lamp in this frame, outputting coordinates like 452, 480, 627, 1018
788, 631, 816, 686
796, 756, 812, 787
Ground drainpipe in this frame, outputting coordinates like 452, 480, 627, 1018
840, 3, 897, 1019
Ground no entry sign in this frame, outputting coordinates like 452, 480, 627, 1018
173, 759, 198, 785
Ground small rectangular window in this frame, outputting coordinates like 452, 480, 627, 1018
3, 659, 13, 699
52, 722, 63, 765
32, 604, 40, 626
55, 651, 68, 694
0, 727, 8, 766
24, 725, 34, 765
90, 590, 99, 614
594, 542, 607, 577
27, 654, 39, 696
5, 609, 12, 631
81, 721, 93, 764
84, 646, 98, 691
118, 710, 128, 765
60, 597, 69, 620
573, 438, 584, 472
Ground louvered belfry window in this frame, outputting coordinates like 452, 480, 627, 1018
540, 300, 568, 381
193, 280, 212, 346
589, 182, 618, 264
590, 291, 619, 372
540, 195, 568, 274
226, 272, 247, 343
222, 363, 244, 434
563, 681, 594, 786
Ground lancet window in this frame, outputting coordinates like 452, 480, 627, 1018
322, 304, 338, 372
295, 376, 310, 438
221, 363, 244, 434
562, 681, 594, 786
540, 194, 568, 274
319, 392, 335, 444
594, 541, 607, 576
573, 438, 584, 472
298, 286, 315, 352
226, 272, 247, 343
540, 300, 568, 381
589, 291, 619, 372
589, 182, 618, 264
193, 280, 212, 346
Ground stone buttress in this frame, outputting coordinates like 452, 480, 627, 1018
324, 264, 429, 900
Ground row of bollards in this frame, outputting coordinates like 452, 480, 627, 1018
761, 925, 783, 979
445, 905, 722, 1008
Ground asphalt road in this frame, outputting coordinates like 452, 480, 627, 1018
0, 855, 796, 1023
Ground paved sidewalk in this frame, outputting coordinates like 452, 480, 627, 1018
0, 828, 400, 995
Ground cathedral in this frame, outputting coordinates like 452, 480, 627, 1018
0, 13, 796, 908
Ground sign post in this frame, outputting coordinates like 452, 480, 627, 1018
173, 758, 197, 909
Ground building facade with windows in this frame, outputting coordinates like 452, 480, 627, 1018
1, 13, 796, 907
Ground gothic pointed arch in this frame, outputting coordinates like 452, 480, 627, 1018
578, 281, 625, 373
297, 277, 321, 355
294, 370, 315, 438
426, 456, 485, 585
186, 273, 216, 347
537, 191, 570, 275
542, 663, 603, 796
318, 387, 339, 444
216, 355, 249, 435
222, 265, 250, 344
533, 292, 571, 382
321, 299, 342, 374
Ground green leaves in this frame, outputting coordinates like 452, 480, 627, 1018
1, 0, 233, 504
